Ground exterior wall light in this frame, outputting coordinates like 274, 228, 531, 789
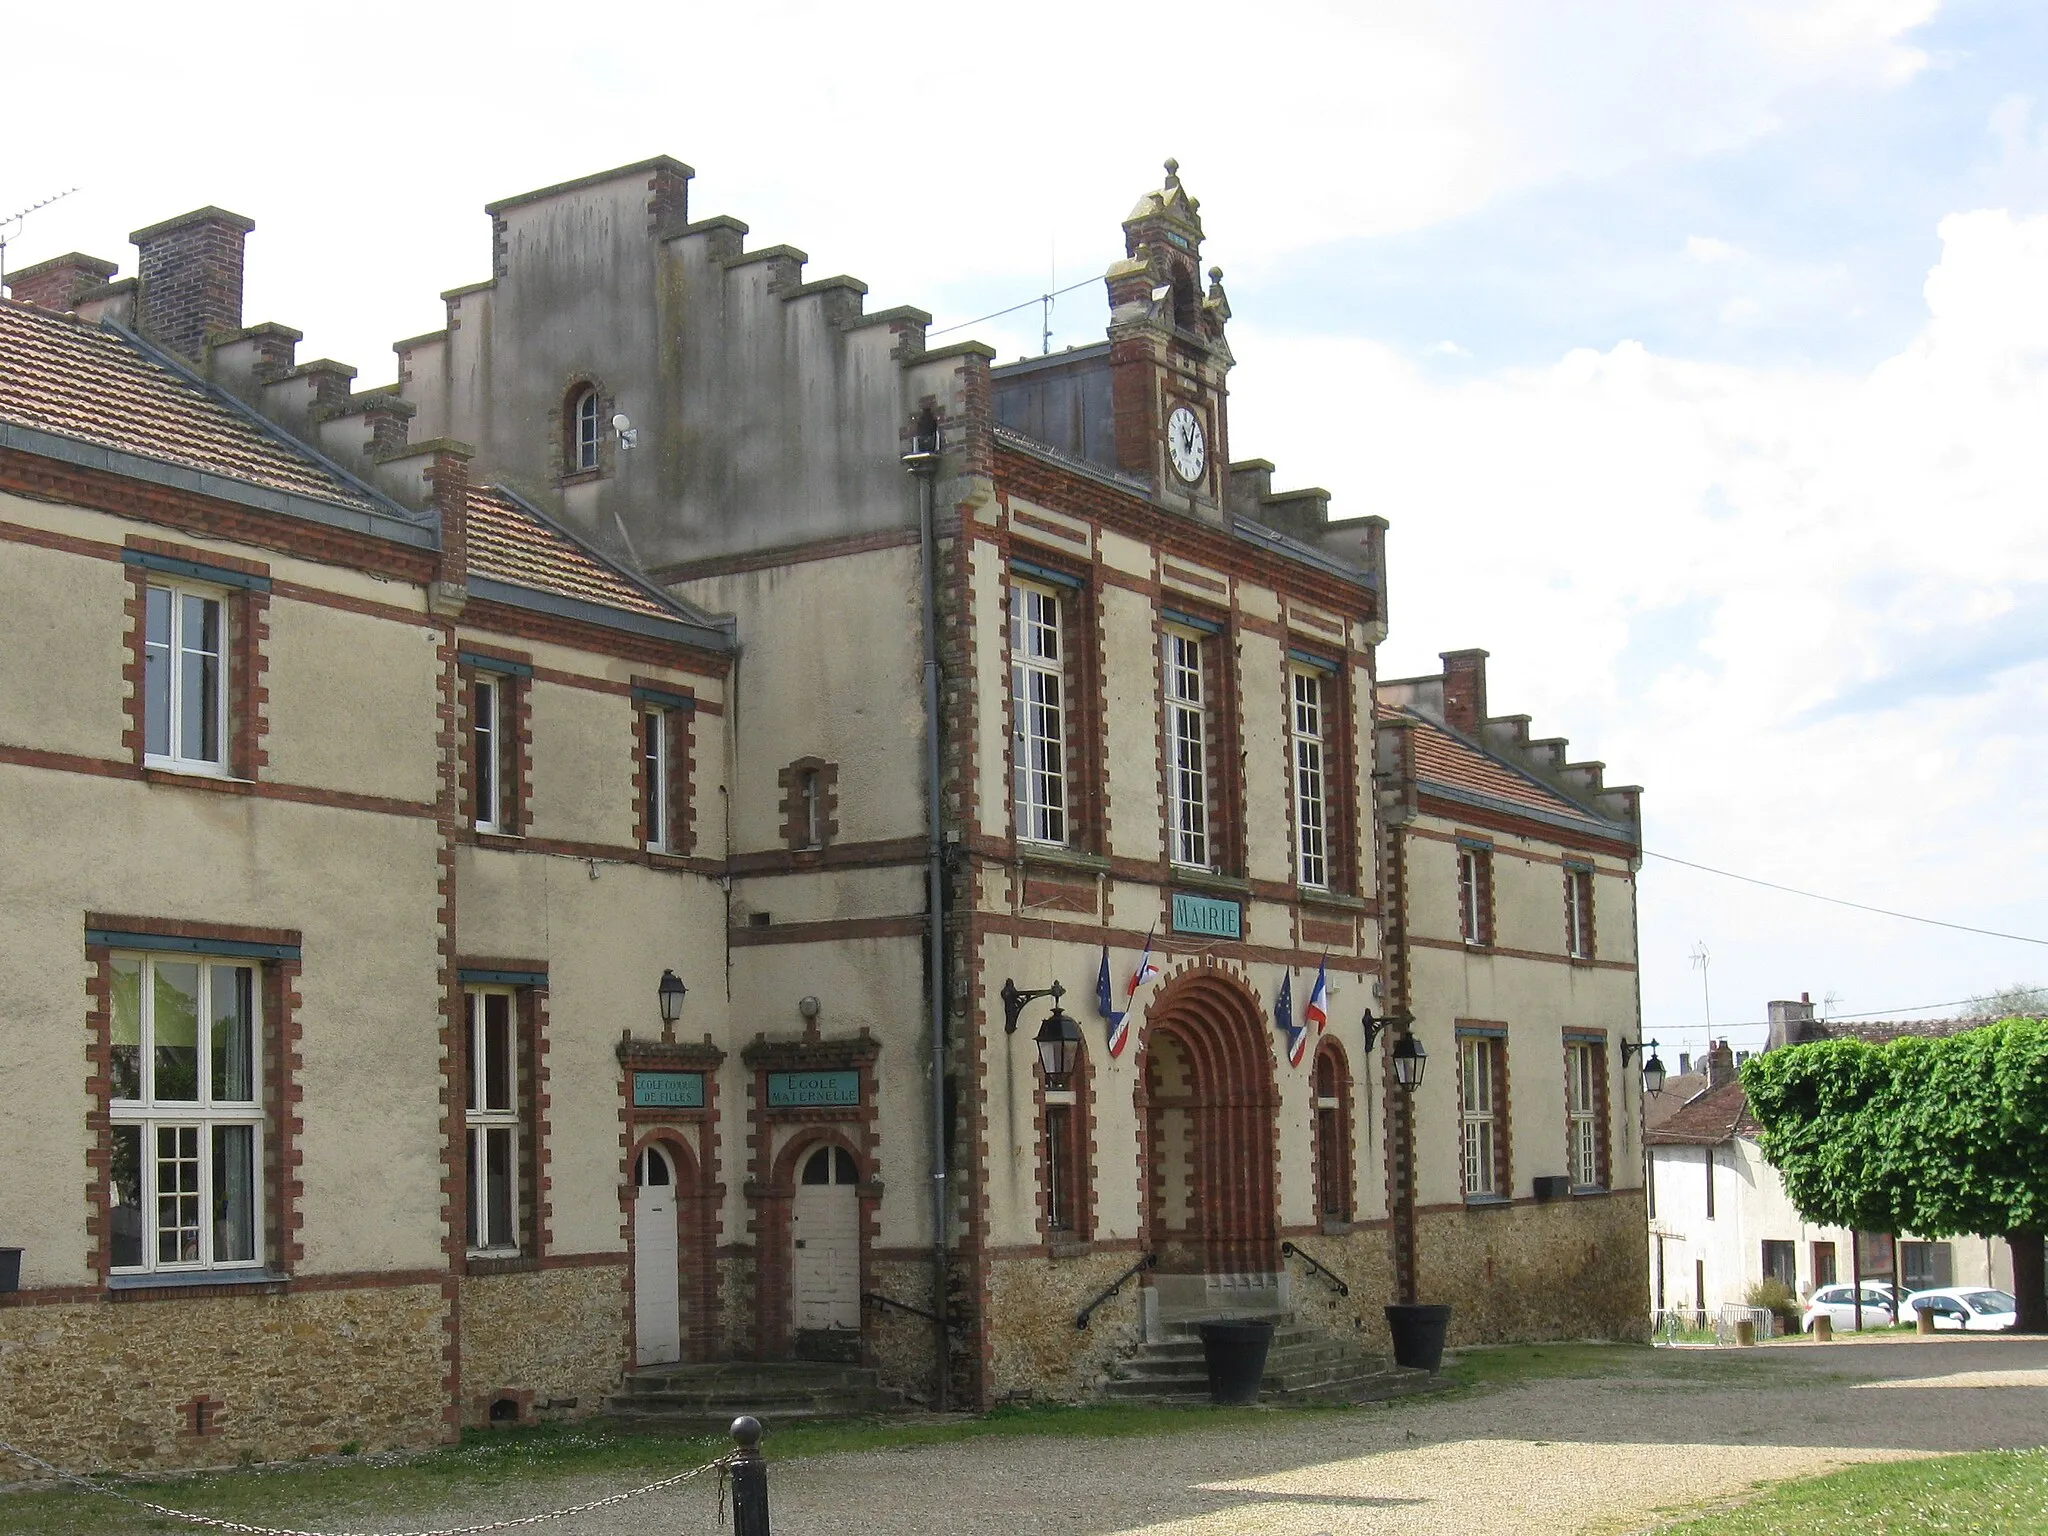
1361, 1008, 1415, 1054
1035, 1001, 1083, 1089
1391, 1032, 1427, 1090
1000, 977, 1065, 1036
1621, 1036, 1666, 1095
657, 969, 687, 1028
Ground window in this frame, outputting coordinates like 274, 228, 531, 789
1459, 1033, 1506, 1198
1566, 1040, 1605, 1189
1163, 629, 1209, 867
1902, 1241, 1954, 1291
1291, 670, 1329, 888
1009, 582, 1067, 845
802, 1145, 859, 1185
108, 954, 262, 1273
1565, 865, 1595, 959
1704, 1145, 1716, 1219
573, 387, 601, 472
800, 769, 822, 848
1314, 1045, 1352, 1220
472, 675, 502, 832
1458, 845, 1492, 945
143, 582, 227, 773
642, 708, 670, 852
465, 990, 519, 1252
1762, 1240, 1797, 1289
1040, 1038, 1089, 1240
778, 757, 838, 852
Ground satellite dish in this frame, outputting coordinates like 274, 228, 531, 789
611, 413, 632, 433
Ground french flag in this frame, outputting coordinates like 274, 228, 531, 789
1275, 971, 1307, 1067
1304, 957, 1330, 1036
1126, 927, 1162, 1006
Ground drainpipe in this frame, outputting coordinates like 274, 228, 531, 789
903, 433, 948, 1410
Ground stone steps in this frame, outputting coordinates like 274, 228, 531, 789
603, 1359, 906, 1430
1097, 1315, 1437, 1406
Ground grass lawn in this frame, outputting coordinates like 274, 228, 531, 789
1654, 1449, 2048, 1534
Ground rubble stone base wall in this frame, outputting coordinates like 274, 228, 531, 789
865, 1256, 942, 1405
1283, 1225, 1400, 1355
458, 1264, 626, 1425
0, 1284, 449, 1472
1413, 1192, 1649, 1346
983, 1249, 1149, 1402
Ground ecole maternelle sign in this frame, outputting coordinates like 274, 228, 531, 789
766, 1069, 860, 1108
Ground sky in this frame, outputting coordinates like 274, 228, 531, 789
7, 0, 2045, 1055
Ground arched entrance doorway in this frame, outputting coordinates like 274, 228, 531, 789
633, 1144, 683, 1366
791, 1143, 861, 1336
1139, 967, 1280, 1315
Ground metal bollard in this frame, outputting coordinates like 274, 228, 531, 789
730, 1415, 771, 1536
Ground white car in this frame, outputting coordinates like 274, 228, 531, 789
1907, 1287, 2018, 1331
1803, 1283, 1899, 1331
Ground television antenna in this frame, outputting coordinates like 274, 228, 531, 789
1689, 942, 1712, 1042
0, 187, 80, 293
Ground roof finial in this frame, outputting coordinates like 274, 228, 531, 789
1163, 157, 1181, 189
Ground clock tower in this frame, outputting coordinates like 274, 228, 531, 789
1105, 160, 1234, 521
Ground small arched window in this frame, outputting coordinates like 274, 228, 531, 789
1314, 1043, 1352, 1222
801, 1145, 858, 1185
571, 386, 601, 472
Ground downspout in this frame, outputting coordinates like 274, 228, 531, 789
903, 434, 948, 1411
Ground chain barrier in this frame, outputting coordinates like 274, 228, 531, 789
0, 1435, 735, 1536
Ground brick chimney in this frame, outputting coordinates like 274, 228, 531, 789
1766, 994, 1819, 1052
130, 207, 255, 362
1440, 649, 1490, 736
1705, 1038, 1736, 1089
6, 252, 119, 312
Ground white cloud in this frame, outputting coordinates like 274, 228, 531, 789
1687, 236, 1751, 265
1229, 206, 2048, 1035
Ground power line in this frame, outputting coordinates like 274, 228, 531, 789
1643, 849, 2048, 948
929, 276, 1099, 338
1664, 996, 1989, 1033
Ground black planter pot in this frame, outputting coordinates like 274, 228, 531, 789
0, 1248, 20, 1294
1197, 1318, 1275, 1405
1385, 1303, 1452, 1373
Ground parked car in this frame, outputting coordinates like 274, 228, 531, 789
1907, 1287, 2019, 1331
1803, 1283, 1899, 1331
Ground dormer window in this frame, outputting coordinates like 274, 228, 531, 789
572, 386, 601, 472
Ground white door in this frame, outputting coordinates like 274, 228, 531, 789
633, 1147, 681, 1366
791, 1145, 860, 1331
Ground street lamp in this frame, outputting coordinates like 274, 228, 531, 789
1621, 1036, 1666, 1095
658, 970, 687, 1030
1000, 977, 1065, 1035
1034, 999, 1083, 1088
1391, 1032, 1427, 1090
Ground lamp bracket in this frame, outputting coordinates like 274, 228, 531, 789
1620, 1036, 1658, 1065
1002, 977, 1066, 1035
1360, 1008, 1415, 1054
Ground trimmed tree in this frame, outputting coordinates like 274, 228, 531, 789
1742, 1019, 2047, 1333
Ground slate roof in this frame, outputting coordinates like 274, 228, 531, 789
0, 298, 390, 518
1381, 703, 1616, 828
467, 485, 699, 624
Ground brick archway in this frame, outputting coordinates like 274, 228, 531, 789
1137, 966, 1278, 1277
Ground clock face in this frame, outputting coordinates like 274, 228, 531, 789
1166, 405, 1206, 484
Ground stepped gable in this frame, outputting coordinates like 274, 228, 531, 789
1382, 701, 1601, 824
0, 298, 392, 518
466, 484, 706, 623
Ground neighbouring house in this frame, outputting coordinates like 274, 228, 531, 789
1, 156, 1650, 1471
1646, 1003, 2015, 1324
1375, 650, 1650, 1343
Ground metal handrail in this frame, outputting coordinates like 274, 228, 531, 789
1281, 1240, 1350, 1296
862, 1290, 955, 1330
1074, 1251, 1158, 1329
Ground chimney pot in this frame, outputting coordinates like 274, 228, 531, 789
1439, 648, 1490, 736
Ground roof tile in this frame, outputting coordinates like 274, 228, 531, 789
466, 486, 682, 622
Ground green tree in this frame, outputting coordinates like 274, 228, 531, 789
1742, 1019, 2047, 1333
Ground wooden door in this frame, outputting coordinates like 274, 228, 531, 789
633, 1147, 681, 1366
791, 1145, 860, 1331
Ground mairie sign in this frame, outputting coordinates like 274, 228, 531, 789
632, 1071, 705, 1109
767, 1069, 860, 1108
1171, 891, 1241, 939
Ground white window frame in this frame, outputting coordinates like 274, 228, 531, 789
1163, 627, 1209, 868
643, 707, 669, 852
1565, 866, 1594, 959
1461, 1035, 1499, 1198
142, 580, 229, 776
1567, 1040, 1601, 1189
1009, 581, 1067, 846
107, 952, 264, 1275
574, 387, 601, 471
1290, 669, 1329, 888
465, 989, 520, 1254
472, 675, 503, 833
1458, 846, 1488, 945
